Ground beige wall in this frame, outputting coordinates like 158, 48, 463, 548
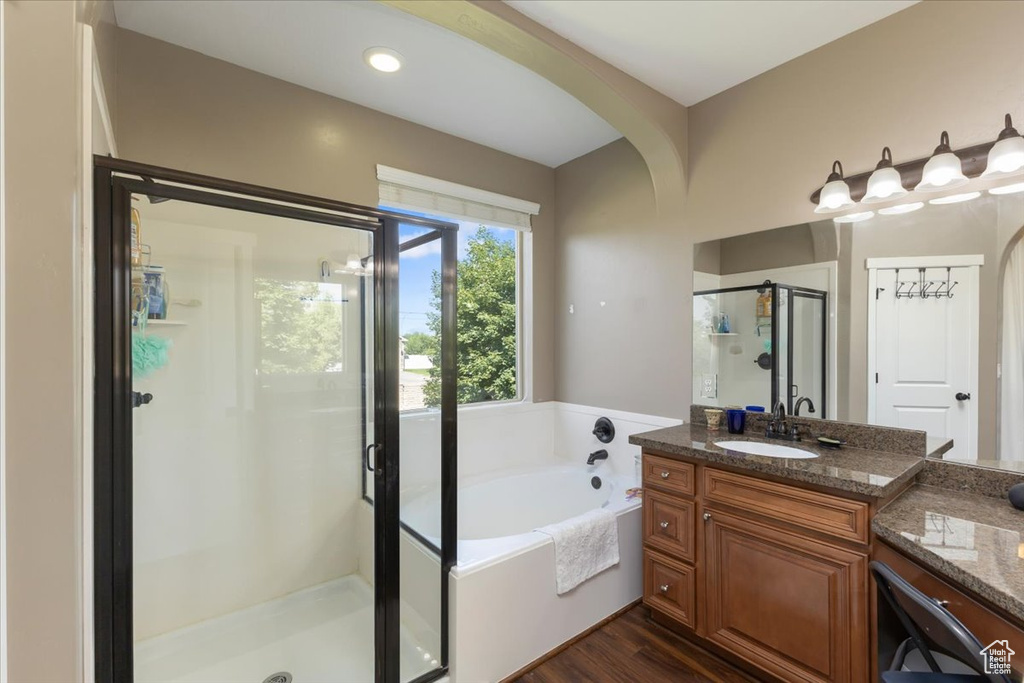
687, 1, 1024, 242
554, 138, 689, 414
3, 1, 84, 681
112, 28, 558, 401
553, 0, 1024, 429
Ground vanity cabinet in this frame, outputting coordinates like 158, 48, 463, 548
642, 452, 870, 683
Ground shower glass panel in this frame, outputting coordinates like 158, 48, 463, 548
775, 287, 791, 412
128, 195, 384, 682
692, 288, 772, 410
396, 223, 446, 681
788, 291, 826, 418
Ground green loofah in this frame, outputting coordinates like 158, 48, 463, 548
132, 332, 172, 378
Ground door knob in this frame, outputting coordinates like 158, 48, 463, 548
659, 584, 669, 594
703, 512, 712, 522
659, 521, 669, 530
955, 392, 971, 401
660, 471, 670, 479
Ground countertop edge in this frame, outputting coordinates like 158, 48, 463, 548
631, 434, 925, 499
872, 504, 1024, 623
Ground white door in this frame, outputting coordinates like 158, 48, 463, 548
871, 265, 979, 458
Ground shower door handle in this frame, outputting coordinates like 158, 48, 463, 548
365, 443, 380, 474
131, 391, 153, 409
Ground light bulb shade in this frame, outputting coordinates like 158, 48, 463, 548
982, 135, 1024, 178
863, 166, 907, 203
815, 179, 855, 213
916, 152, 968, 192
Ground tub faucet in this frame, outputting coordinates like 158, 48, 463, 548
794, 396, 816, 416
587, 449, 609, 465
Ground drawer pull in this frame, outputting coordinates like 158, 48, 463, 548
659, 521, 669, 530
660, 471, 670, 479
703, 512, 712, 521
659, 584, 670, 593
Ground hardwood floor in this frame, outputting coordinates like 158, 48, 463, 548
511, 606, 758, 683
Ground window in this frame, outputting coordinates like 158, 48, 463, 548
378, 165, 538, 412
398, 220, 523, 411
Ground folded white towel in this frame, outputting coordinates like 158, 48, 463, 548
536, 508, 619, 595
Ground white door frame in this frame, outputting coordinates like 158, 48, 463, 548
866, 255, 983, 432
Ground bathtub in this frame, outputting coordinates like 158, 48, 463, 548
402, 463, 639, 571
400, 463, 643, 682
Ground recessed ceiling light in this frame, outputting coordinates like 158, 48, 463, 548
989, 182, 1024, 195
833, 211, 875, 224
878, 202, 925, 216
364, 47, 403, 73
928, 191, 981, 205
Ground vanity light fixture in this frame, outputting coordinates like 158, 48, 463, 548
928, 191, 981, 205
814, 161, 855, 214
363, 47, 403, 73
833, 210, 874, 224
989, 181, 1024, 195
878, 202, 925, 216
982, 114, 1024, 179
862, 147, 908, 203
916, 131, 969, 192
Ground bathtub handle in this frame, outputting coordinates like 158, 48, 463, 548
659, 584, 670, 594
659, 521, 670, 530
365, 443, 380, 474
703, 512, 712, 522
660, 471, 670, 479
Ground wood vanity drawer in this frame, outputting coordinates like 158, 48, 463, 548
703, 467, 869, 544
643, 454, 695, 496
643, 489, 696, 562
644, 549, 695, 629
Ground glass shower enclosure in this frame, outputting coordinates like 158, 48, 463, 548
93, 159, 457, 683
693, 281, 827, 418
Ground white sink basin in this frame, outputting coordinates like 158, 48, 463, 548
714, 440, 819, 459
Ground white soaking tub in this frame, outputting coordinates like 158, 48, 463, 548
400, 463, 643, 682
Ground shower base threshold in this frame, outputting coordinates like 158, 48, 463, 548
134, 575, 437, 683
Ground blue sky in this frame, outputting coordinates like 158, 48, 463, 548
392, 209, 515, 336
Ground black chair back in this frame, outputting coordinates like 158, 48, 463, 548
870, 561, 1013, 682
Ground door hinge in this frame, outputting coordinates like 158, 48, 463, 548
876, 287, 885, 300
875, 373, 879, 384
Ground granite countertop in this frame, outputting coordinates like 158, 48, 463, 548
873, 485, 1024, 622
629, 423, 924, 498
926, 436, 954, 459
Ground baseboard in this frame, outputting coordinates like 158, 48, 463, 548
497, 599, 642, 683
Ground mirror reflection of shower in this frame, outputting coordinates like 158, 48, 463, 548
693, 280, 828, 419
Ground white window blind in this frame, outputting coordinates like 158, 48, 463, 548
377, 165, 539, 231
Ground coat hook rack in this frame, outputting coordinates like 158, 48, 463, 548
894, 266, 958, 300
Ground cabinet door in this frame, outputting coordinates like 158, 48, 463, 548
704, 508, 868, 683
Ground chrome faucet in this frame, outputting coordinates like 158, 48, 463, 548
766, 400, 801, 441
794, 396, 816, 416
587, 449, 609, 465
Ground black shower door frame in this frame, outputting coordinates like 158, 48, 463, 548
92, 157, 457, 683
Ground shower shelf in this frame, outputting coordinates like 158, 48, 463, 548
144, 320, 188, 327
708, 332, 739, 337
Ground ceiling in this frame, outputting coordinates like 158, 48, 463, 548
505, 0, 917, 106
113, 1, 917, 167
112, 0, 622, 167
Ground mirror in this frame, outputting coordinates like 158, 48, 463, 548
692, 191, 1024, 473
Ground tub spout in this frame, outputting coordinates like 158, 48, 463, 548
587, 449, 609, 465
